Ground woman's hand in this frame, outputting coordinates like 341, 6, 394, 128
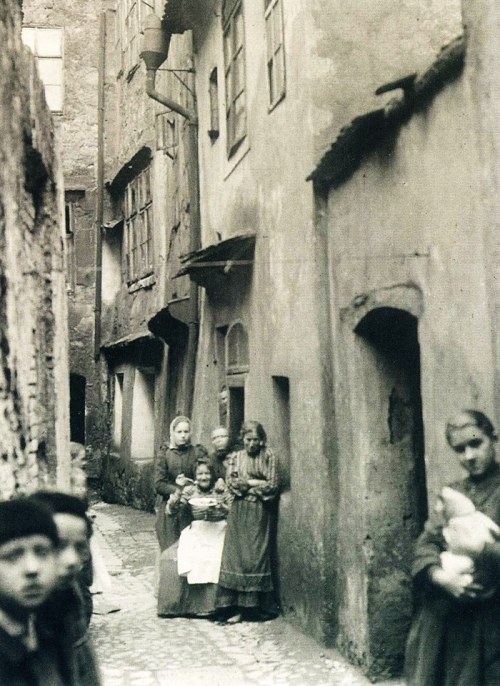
247, 478, 267, 488
429, 566, 484, 599
175, 473, 193, 489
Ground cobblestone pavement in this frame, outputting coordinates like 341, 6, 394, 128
89, 501, 405, 686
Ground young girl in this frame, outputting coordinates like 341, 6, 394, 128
209, 426, 232, 481
154, 416, 208, 552
216, 420, 279, 623
405, 409, 500, 686
157, 461, 231, 617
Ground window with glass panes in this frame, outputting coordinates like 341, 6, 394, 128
21, 27, 63, 112
264, 0, 285, 107
223, 0, 246, 156
116, 0, 155, 74
124, 167, 153, 282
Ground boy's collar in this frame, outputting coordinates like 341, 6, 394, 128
0, 608, 37, 650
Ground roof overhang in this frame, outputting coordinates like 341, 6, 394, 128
162, 0, 210, 34
175, 233, 256, 289
148, 298, 191, 346
308, 35, 465, 193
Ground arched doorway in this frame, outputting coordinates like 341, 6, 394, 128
354, 306, 427, 678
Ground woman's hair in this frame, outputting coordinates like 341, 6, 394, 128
240, 420, 267, 446
445, 409, 497, 443
195, 458, 215, 488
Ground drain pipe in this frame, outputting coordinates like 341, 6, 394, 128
141, 15, 200, 416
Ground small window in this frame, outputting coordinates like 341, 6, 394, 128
64, 191, 84, 292
264, 0, 285, 108
223, 0, 247, 156
22, 27, 64, 112
123, 166, 154, 283
208, 68, 219, 142
226, 322, 249, 374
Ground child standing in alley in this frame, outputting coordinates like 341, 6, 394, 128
0, 499, 70, 685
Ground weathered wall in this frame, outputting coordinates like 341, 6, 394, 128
0, 0, 70, 497
22, 0, 106, 479
189, 0, 462, 650
321, 60, 494, 675
100, 19, 196, 506
462, 0, 500, 423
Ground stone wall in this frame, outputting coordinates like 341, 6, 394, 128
0, 0, 70, 497
22, 0, 107, 479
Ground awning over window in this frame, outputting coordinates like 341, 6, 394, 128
175, 233, 256, 290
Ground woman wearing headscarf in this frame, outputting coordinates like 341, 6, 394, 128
154, 416, 208, 552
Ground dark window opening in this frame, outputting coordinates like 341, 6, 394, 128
69, 373, 86, 444
208, 67, 220, 141
272, 375, 290, 490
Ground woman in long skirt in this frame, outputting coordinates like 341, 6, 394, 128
157, 461, 231, 617
216, 420, 280, 622
154, 416, 208, 552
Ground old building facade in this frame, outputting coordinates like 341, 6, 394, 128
0, 0, 70, 496
27, 0, 500, 679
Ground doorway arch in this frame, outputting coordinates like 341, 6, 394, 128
353, 306, 427, 678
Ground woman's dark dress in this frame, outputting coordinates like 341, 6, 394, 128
154, 443, 208, 551
157, 485, 231, 617
216, 448, 279, 613
405, 462, 500, 686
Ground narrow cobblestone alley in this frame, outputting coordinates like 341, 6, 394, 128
89, 501, 405, 686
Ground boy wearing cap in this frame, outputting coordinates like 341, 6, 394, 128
31, 492, 101, 686
0, 498, 71, 685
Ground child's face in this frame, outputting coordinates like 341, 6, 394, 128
212, 429, 229, 452
195, 464, 212, 490
243, 430, 261, 455
173, 422, 191, 447
447, 425, 496, 478
53, 513, 89, 587
0, 535, 57, 615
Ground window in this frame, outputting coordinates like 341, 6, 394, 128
116, 0, 155, 75
226, 322, 249, 374
223, 0, 246, 156
64, 190, 85, 291
22, 27, 63, 112
65, 198, 76, 292
124, 166, 153, 283
208, 68, 220, 142
264, 0, 285, 107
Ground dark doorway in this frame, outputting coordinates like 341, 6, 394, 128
354, 307, 427, 678
69, 373, 86, 444
272, 376, 291, 490
228, 386, 245, 446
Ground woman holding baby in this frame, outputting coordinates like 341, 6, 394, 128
405, 410, 500, 686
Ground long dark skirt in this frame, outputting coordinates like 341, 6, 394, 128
405, 593, 500, 686
157, 542, 218, 617
155, 497, 190, 552
217, 498, 276, 613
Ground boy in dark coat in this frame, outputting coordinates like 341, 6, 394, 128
0, 498, 71, 685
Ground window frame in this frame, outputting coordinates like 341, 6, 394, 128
264, 0, 286, 109
116, 0, 155, 76
223, 0, 247, 157
21, 26, 64, 113
123, 166, 154, 284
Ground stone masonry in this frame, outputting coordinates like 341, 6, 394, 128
0, 0, 70, 495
